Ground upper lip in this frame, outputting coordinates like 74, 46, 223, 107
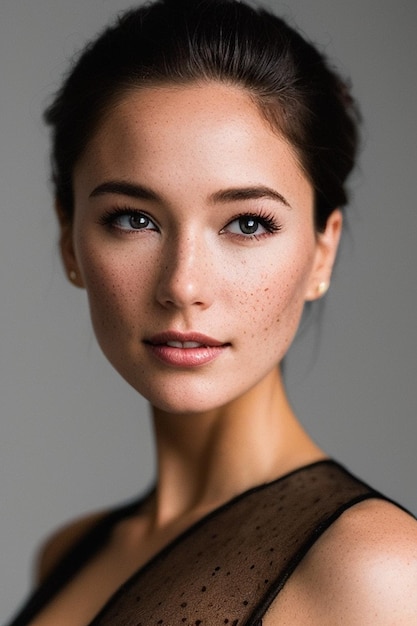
145, 331, 227, 347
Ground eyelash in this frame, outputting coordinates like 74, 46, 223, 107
222, 211, 282, 239
98, 207, 159, 232
98, 206, 282, 239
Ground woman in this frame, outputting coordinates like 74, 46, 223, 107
9, 0, 417, 624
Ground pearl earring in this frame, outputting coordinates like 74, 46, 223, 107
317, 281, 328, 296
69, 270, 77, 282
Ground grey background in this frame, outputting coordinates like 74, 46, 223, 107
1, 0, 416, 621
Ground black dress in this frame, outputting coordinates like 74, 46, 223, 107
7, 460, 409, 626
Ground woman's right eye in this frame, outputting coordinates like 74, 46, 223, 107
99, 209, 158, 232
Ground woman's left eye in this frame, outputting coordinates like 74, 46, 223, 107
223, 213, 280, 237
99, 209, 158, 232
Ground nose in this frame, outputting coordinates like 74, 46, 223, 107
155, 232, 214, 310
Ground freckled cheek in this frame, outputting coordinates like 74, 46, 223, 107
232, 259, 310, 345
77, 246, 156, 335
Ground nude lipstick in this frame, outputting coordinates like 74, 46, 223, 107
145, 331, 229, 367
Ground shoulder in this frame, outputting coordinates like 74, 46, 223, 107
35, 509, 108, 584
313, 499, 417, 622
267, 498, 417, 625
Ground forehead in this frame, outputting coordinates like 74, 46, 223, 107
96, 81, 276, 147
85, 81, 289, 155
75, 82, 313, 209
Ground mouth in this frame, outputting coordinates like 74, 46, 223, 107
144, 332, 229, 367
165, 340, 209, 349
146, 331, 227, 349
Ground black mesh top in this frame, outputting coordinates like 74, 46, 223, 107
8, 460, 397, 625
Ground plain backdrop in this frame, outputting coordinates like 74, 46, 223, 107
1, 0, 416, 621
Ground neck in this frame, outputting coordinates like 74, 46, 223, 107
149, 368, 326, 527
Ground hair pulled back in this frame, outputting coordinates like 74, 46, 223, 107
44, 0, 359, 231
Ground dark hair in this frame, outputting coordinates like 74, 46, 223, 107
44, 0, 359, 231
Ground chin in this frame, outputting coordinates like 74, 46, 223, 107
131, 376, 243, 416
143, 389, 230, 416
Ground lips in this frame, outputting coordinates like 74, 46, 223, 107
147, 331, 225, 348
144, 332, 228, 367
165, 340, 206, 348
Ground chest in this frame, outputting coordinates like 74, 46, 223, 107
12, 462, 375, 626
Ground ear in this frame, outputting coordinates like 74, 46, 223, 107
55, 201, 84, 288
305, 209, 343, 301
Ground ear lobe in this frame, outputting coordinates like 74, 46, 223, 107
305, 209, 343, 301
55, 201, 84, 288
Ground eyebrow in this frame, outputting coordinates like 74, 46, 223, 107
89, 180, 291, 208
90, 181, 158, 201
210, 186, 290, 207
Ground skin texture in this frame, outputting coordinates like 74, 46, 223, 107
67, 82, 339, 416
264, 499, 417, 625
37, 82, 416, 625
62, 81, 343, 517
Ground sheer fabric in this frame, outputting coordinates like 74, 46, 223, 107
9, 461, 393, 625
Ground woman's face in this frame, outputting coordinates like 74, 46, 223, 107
64, 82, 341, 414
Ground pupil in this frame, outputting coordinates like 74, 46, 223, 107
130, 214, 148, 229
239, 216, 258, 235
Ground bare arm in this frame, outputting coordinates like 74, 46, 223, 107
265, 499, 417, 625
35, 510, 107, 585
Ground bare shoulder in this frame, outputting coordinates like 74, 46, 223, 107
35, 508, 108, 584
267, 498, 417, 625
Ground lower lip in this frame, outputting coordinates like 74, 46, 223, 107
146, 344, 227, 367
